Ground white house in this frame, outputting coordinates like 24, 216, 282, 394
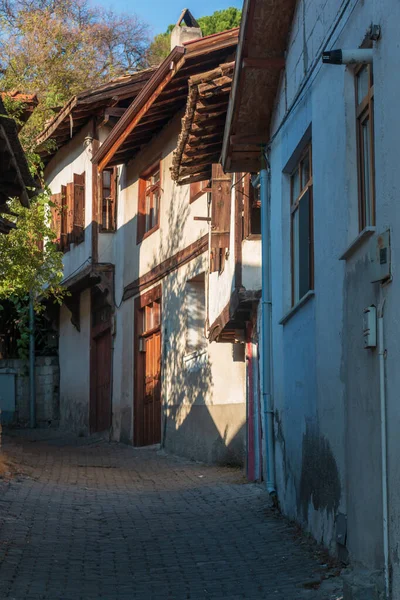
38, 16, 266, 471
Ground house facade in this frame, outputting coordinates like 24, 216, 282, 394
39, 20, 265, 471
222, 0, 400, 597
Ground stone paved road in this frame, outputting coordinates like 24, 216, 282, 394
0, 431, 343, 600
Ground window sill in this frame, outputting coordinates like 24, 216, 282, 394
279, 290, 315, 326
244, 233, 261, 241
99, 228, 116, 234
137, 223, 159, 244
339, 226, 376, 260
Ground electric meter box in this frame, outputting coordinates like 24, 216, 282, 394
363, 305, 377, 348
371, 230, 391, 283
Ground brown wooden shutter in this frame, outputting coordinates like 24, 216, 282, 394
210, 164, 231, 273
110, 167, 117, 231
73, 172, 85, 244
137, 177, 146, 244
50, 193, 62, 243
65, 182, 74, 249
60, 185, 68, 251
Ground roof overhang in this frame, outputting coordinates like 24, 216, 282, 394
92, 28, 239, 171
221, 0, 297, 173
0, 98, 39, 226
171, 61, 234, 185
35, 69, 155, 165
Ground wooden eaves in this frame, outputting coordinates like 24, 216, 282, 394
35, 69, 156, 165
171, 61, 234, 186
0, 98, 38, 233
221, 0, 297, 173
92, 28, 239, 171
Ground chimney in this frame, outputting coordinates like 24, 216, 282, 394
170, 8, 202, 50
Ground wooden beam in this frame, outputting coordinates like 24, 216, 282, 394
123, 235, 208, 300
179, 157, 220, 177
177, 171, 212, 186
230, 134, 268, 145
242, 56, 285, 69
97, 49, 186, 172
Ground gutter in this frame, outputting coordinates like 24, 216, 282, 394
259, 153, 276, 497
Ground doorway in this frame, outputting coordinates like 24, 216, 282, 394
90, 289, 112, 433
134, 286, 162, 446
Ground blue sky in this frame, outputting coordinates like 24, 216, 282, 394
92, 0, 242, 35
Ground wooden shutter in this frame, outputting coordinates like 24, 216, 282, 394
210, 164, 232, 273
65, 182, 74, 249
50, 193, 62, 243
60, 185, 68, 251
73, 172, 85, 244
110, 167, 117, 231
137, 177, 146, 244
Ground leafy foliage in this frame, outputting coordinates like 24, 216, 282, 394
0, 192, 64, 303
147, 7, 242, 66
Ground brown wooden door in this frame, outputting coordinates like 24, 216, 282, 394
93, 327, 112, 432
90, 289, 112, 433
143, 330, 161, 445
134, 289, 162, 446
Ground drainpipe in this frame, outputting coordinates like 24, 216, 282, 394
378, 299, 389, 599
29, 292, 36, 428
259, 155, 276, 497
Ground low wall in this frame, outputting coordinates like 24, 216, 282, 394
0, 357, 59, 426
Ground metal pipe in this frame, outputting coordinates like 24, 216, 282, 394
322, 48, 373, 65
259, 160, 276, 496
29, 293, 36, 428
378, 299, 389, 599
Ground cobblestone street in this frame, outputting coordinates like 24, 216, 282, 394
0, 431, 343, 600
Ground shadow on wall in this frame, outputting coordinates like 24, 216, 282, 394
147, 183, 245, 466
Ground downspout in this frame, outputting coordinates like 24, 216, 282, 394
260, 153, 276, 497
378, 298, 389, 599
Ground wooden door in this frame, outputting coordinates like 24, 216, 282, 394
143, 330, 161, 445
90, 290, 112, 433
134, 287, 162, 446
93, 327, 112, 432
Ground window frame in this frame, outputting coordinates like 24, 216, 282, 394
355, 64, 375, 232
243, 174, 261, 239
290, 143, 314, 307
100, 167, 118, 233
137, 160, 162, 244
185, 274, 207, 357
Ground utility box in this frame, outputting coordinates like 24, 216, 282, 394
363, 306, 377, 348
371, 230, 391, 283
0, 373, 16, 423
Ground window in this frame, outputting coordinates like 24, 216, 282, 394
50, 172, 85, 253
190, 179, 210, 203
290, 144, 313, 305
243, 174, 261, 238
186, 275, 207, 355
356, 64, 375, 230
139, 300, 161, 337
137, 161, 161, 243
100, 167, 117, 232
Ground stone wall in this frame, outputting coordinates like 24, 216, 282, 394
0, 357, 59, 426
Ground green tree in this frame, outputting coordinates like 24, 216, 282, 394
146, 7, 241, 66
0, 193, 64, 303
